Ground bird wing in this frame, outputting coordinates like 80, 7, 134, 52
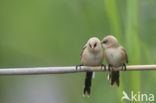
80, 45, 87, 60
121, 47, 128, 63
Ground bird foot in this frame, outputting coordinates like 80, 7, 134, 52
108, 64, 113, 71
122, 64, 127, 71
76, 64, 83, 70
101, 64, 106, 71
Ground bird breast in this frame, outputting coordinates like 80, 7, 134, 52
105, 48, 123, 66
81, 50, 103, 66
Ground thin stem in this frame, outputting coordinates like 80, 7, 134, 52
0, 65, 155, 75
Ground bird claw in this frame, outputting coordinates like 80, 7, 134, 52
108, 64, 113, 71
122, 64, 127, 71
76, 64, 83, 70
101, 64, 106, 71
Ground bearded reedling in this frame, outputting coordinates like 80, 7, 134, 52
101, 35, 128, 87
77, 37, 104, 95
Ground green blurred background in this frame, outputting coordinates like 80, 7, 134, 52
0, 0, 156, 103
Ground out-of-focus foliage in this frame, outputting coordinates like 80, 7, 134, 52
0, 0, 156, 103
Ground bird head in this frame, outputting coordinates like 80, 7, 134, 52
101, 35, 119, 48
87, 37, 101, 52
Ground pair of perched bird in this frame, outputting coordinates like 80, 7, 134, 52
78, 35, 128, 96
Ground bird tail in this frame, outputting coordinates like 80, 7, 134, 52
109, 71, 120, 87
83, 72, 93, 95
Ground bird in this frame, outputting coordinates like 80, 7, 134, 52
77, 37, 104, 96
101, 35, 128, 87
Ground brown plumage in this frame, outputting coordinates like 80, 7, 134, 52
101, 35, 128, 87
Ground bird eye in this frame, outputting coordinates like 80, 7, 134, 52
103, 40, 108, 44
94, 43, 97, 47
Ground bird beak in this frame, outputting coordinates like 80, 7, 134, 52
91, 46, 94, 48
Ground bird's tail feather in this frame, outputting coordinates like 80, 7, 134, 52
83, 72, 92, 95
110, 71, 120, 87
